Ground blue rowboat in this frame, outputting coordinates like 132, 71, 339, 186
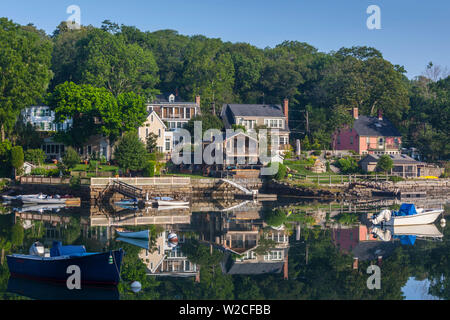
7, 241, 124, 286
114, 199, 139, 206
116, 229, 149, 240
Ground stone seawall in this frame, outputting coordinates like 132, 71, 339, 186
90, 177, 264, 202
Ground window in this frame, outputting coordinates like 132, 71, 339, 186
151, 115, 153, 122
186, 108, 191, 119
379, 138, 383, 146
158, 129, 161, 137
165, 138, 171, 151
350, 136, 353, 145
146, 128, 149, 136
337, 136, 341, 144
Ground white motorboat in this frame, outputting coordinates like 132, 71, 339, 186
20, 194, 66, 204
152, 197, 189, 206
371, 203, 443, 226
371, 223, 444, 242
14, 203, 66, 213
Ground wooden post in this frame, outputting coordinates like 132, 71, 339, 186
329, 175, 331, 186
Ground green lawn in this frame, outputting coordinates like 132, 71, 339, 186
284, 159, 337, 177
72, 164, 119, 172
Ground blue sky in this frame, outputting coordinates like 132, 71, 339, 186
1, 0, 449, 78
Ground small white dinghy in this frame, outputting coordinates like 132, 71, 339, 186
371, 203, 443, 226
20, 193, 66, 205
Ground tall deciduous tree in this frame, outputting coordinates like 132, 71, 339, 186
0, 18, 53, 140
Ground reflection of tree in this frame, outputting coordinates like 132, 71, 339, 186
62, 217, 81, 244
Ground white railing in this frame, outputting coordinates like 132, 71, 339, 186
90, 176, 191, 186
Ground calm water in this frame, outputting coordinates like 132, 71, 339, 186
0, 196, 448, 300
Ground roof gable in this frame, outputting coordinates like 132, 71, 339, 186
146, 110, 167, 129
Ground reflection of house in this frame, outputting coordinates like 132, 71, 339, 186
331, 224, 378, 253
332, 108, 402, 155
360, 154, 426, 178
190, 211, 289, 278
146, 93, 201, 131
220, 101, 290, 152
140, 231, 198, 277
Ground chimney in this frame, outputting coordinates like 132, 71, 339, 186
377, 109, 383, 120
377, 256, 383, 267
195, 95, 201, 107
283, 99, 289, 124
353, 107, 359, 119
195, 270, 200, 283
283, 254, 288, 280
352, 257, 359, 270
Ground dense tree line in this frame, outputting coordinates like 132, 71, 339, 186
0, 18, 448, 161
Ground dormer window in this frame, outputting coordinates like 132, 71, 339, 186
169, 94, 175, 103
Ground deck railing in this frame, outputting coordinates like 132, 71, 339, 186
90, 176, 191, 186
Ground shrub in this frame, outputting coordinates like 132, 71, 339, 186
24, 149, 46, 166
376, 154, 394, 173
63, 147, 80, 170
336, 157, 359, 174
69, 176, 81, 189
143, 161, 156, 177
273, 162, 287, 180
46, 168, 60, 177
389, 175, 404, 183
30, 168, 47, 176
11, 146, 24, 174
312, 150, 321, 156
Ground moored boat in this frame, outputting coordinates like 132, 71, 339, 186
7, 241, 124, 286
371, 203, 443, 226
20, 194, 67, 204
115, 229, 149, 240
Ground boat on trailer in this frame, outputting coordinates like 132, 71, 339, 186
7, 241, 124, 286
371, 203, 443, 226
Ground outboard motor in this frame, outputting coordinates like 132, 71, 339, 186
29, 241, 45, 256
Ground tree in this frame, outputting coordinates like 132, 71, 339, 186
0, 18, 53, 140
145, 132, 158, 153
376, 154, 394, 173
24, 149, 46, 166
116, 92, 148, 133
62, 147, 80, 170
185, 114, 224, 138
114, 132, 148, 172
11, 146, 24, 176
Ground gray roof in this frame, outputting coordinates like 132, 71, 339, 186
221, 104, 289, 131
222, 104, 286, 117
353, 116, 401, 137
150, 94, 197, 105
361, 153, 425, 165
225, 262, 284, 275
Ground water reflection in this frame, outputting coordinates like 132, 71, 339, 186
0, 196, 448, 300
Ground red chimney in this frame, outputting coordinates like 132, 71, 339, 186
377, 109, 383, 120
353, 107, 359, 119
283, 254, 288, 280
195, 96, 201, 107
283, 99, 289, 124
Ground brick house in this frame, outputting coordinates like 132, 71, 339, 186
332, 108, 402, 155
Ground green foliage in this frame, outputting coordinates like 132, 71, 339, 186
24, 149, 46, 166
0, 18, 53, 138
62, 146, 80, 170
145, 132, 158, 153
30, 168, 47, 176
114, 132, 148, 172
69, 176, 81, 189
263, 208, 287, 227
143, 160, 156, 177
376, 154, 394, 173
389, 175, 404, 183
336, 157, 360, 174
10, 223, 24, 247
185, 114, 224, 138
11, 146, 24, 170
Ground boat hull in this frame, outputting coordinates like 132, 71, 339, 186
116, 230, 149, 240
20, 197, 67, 204
6, 249, 124, 286
157, 200, 190, 206
385, 210, 443, 226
